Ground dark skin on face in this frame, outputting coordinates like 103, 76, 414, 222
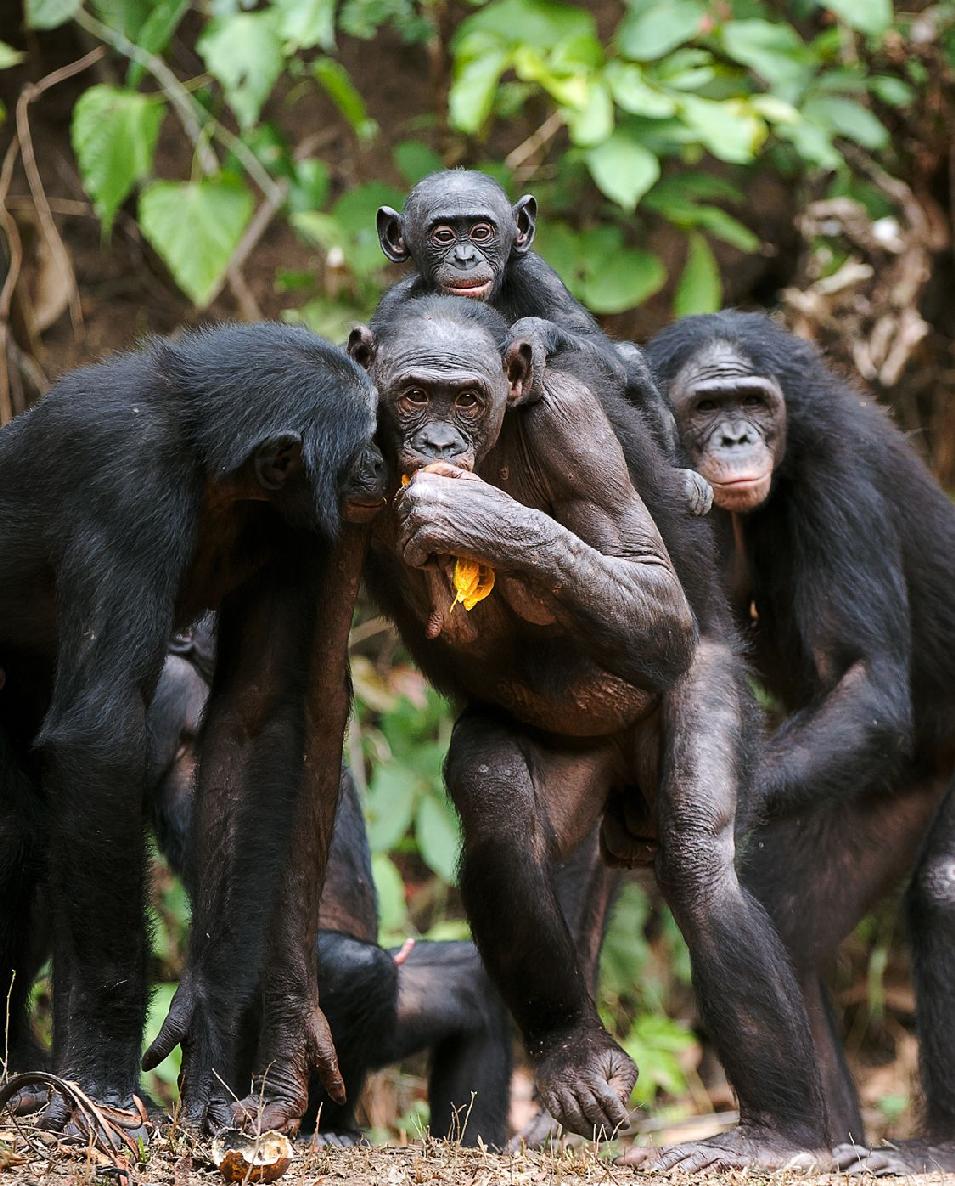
349, 297, 830, 1170
375, 170, 713, 515
641, 311, 955, 1175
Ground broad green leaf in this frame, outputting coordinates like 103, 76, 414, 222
565, 79, 614, 145
679, 95, 766, 162
513, 46, 589, 108
314, 58, 378, 140
372, 854, 409, 936
274, 0, 335, 49
776, 118, 840, 169
581, 247, 665, 313
868, 75, 912, 107
128, 0, 189, 86
616, 0, 705, 62
643, 187, 758, 251
71, 85, 164, 231
605, 62, 675, 117
139, 178, 253, 306
25, 0, 80, 29
415, 793, 461, 885
651, 46, 715, 89
198, 11, 284, 130
0, 41, 24, 68
821, 0, 891, 37
449, 48, 510, 133
91, 0, 150, 36
366, 765, 419, 853
455, 0, 596, 51
675, 231, 721, 315
586, 132, 659, 209
804, 95, 888, 149
720, 19, 812, 94
288, 158, 331, 213
394, 140, 444, 185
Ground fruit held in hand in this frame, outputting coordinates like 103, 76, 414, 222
453, 558, 495, 611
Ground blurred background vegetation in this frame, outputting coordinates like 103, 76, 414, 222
3, 0, 954, 1147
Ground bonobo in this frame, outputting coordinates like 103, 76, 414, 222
640, 311, 955, 1174
347, 295, 830, 1170
143, 622, 512, 1149
374, 169, 711, 515
0, 324, 383, 1138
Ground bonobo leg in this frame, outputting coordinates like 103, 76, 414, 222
642, 640, 828, 1171
835, 781, 955, 1176
445, 708, 635, 1140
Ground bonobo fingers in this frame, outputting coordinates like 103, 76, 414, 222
650, 1128, 824, 1173
683, 469, 714, 516
833, 1140, 955, 1176
307, 1006, 346, 1106
506, 1108, 563, 1152
534, 1029, 635, 1140
142, 978, 194, 1071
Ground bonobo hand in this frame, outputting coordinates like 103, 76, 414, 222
395, 464, 536, 571
599, 796, 658, 868
530, 1025, 635, 1140
682, 468, 714, 516
506, 317, 553, 402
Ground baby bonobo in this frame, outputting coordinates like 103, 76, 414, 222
375, 169, 712, 515
345, 296, 830, 1171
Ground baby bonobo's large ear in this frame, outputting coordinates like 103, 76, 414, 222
377, 206, 409, 263
255, 433, 303, 492
348, 324, 377, 370
512, 195, 537, 255
504, 338, 543, 407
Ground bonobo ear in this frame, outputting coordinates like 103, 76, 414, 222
512, 195, 537, 255
348, 324, 377, 371
504, 338, 539, 406
377, 206, 409, 263
255, 433, 303, 492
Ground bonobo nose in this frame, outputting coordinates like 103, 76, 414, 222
362, 443, 385, 480
412, 423, 467, 460
454, 243, 478, 266
719, 423, 756, 448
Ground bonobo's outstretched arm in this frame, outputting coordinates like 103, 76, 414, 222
757, 508, 913, 817
395, 369, 696, 692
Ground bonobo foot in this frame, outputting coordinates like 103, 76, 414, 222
834, 1139, 955, 1175
620, 1125, 825, 1172
531, 1026, 635, 1140
311, 1129, 367, 1149
232, 1075, 308, 1137
682, 468, 714, 516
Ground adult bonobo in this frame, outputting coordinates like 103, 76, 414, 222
374, 169, 711, 515
0, 324, 384, 1138
347, 296, 830, 1170
143, 620, 512, 1149
642, 311, 955, 1174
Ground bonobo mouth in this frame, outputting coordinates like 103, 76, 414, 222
442, 279, 493, 300
400, 453, 475, 478
707, 470, 773, 513
343, 496, 387, 524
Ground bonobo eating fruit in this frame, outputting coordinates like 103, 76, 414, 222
346, 295, 831, 1170
639, 311, 955, 1174
375, 169, 712, 515
0, 323, 383, 1139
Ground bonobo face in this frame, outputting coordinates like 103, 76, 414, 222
377, 171, 536, 302
340, 440, 387, 523
671, 340, 787, 513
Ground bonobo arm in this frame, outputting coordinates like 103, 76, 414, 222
757, 506, 913, 817
395, 370, 696, 692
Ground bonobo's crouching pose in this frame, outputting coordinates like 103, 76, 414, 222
347, 296, 830, 1170
374, 169, 711, 514
642, 311, 955, 1174
0, 324, 383, 1138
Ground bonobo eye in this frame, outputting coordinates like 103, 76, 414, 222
470, 223, 494, 243
695, 398, 717, 414
743, 394, 767, 409
398, 386, 428, 412
431, 226, 456, 248
455, 389, 482, 412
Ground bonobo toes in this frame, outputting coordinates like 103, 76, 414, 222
311, 1129, 368, 1149
531, 1027, 635, 1140
232, 1080, 308, 1137
834, 1139, 955, 1176
621, 1125, 826, 1172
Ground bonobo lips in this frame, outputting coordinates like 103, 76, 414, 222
443, 279, 493, 300
343, 495, 386, 524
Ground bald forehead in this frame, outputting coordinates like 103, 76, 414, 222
376, 315, 502, 377
406, 172, 511, 221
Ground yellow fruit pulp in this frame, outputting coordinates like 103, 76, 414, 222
452, 557, 495, 612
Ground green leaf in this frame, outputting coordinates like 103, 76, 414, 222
679, 95, 766, 163
821, 0, 891, 37
450, 48, 510, 134
139, 178, 253, 306
288, 158, 331, 213
366, 765, 419, 853
616, 0, 705, 62
804, 94, 888, 149
372, 854, 409, 936
720, 19, 812, 93
777, 118, 840, 169
0, 41, 25, 68
586, 132, 659, 210
604, 62, 675, 117
90, 0, 150, 37
675, 231, 721, 316
565, 79, 614, 145
415, 793, 461, 885
314, 58, 379, 141
394, 140, 444, 186
455, 0, 596, 51
581, 246, 665, 313
198, 11, 284, 130
868, 75, 913, 107
25, 0, 80, 29
274, 0, 335, 50
71, 85, 164, 232
128, 0, 189, 86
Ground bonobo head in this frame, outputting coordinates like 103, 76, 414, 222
164, 323, 386, 536
377, 170, 536, 302
647, 313, 789, 514
348, 296, 538, 480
